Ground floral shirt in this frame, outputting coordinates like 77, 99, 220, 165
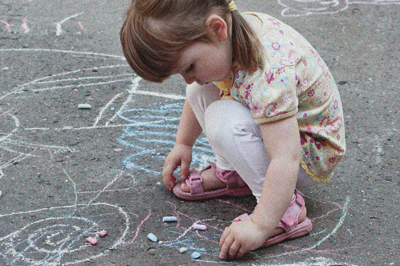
215, 12, 346, 182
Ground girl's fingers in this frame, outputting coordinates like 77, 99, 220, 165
219, 231, 234, 259
162, 164, 176, 190
228, 241, 241, 260
219, 227, 229, 247
235, 245, 248, 259
180, 161, 190, 180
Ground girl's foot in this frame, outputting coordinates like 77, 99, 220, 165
270, 205, 307, 238
233, 190, 311, 248
180, 168, 226, 192
172, 164, 253, 201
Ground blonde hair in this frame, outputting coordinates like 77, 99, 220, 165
120, 0, 264, 83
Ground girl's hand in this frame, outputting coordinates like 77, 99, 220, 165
162, 144, 192, 190
219, 219, 270, 260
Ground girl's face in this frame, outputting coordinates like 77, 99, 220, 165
174, 14, 233, 85
175, 40, 233, 85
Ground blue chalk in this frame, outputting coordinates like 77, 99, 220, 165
147, 233, 158, 242
191, 252, 201, 259
163, 216, 178, 223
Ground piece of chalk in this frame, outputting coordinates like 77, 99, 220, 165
78, 104, 92, 109
193, 224, 207, 231
179, 247, 188, 254
191, 252, 201, 259
163, 216, 178, 223
147, 233, 158, 242
86, 237, 97, 245
99, 230, 107, 237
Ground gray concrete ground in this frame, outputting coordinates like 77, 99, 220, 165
0, 0, 399, 265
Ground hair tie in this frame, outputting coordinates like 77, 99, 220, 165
228, 1, 237, 12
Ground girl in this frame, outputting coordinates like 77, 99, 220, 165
120, 0, 346, 260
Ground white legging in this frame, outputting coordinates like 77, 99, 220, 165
186, 83, 317, 200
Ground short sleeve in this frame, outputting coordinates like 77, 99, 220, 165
249, 66, 298, 124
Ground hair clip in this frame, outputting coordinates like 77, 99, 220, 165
228, 1, 237, 12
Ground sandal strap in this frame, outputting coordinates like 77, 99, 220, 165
211, 164, 246, 188
185, 165, 213, 195
277, 190, 305, 232
186, 175, 204, 195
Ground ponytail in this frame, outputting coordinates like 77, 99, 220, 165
229, 1, 264, 74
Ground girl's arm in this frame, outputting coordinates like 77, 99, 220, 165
175, 99, 203, 147
219, 115, 301, 259
162, 99, 203, 190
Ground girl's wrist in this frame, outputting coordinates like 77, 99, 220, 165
250, 208, 275, 233
175, 141, 194, 148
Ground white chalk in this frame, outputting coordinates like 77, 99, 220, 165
99, 230, 107, 237
191, 252, 201, 259
163, 216, 178, 223
147, 233, 158, 242
78, 104, 92, 109
86, 237, 97, 245
193, 224, 207, 231
179, 247, 188, 254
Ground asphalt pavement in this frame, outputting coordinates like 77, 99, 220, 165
0, 0, 399, 265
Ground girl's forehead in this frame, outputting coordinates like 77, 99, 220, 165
175, 45, 196, 68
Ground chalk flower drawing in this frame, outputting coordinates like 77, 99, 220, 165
278, 0, 400, 17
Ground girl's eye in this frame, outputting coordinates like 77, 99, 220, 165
185, 64, 194, 73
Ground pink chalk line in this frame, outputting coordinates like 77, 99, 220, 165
122, 211, 152, 247
48, 150, 53, 160
78, 22, 86, 31
163, 201, 221, 244
216, 199, 253, 213
0, 19, 11, 33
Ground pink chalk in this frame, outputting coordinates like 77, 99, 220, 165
99, 230, 108, 237
193, 224, 207, 231
86, 237, 97, 245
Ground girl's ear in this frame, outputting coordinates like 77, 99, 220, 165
206, 14, 228, 42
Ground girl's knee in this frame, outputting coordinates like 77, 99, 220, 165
205, 100, 260, 146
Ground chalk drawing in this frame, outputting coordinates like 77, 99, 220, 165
0, 19, 11, 33
0, 166, 135, 265
56, 13, 84, 36
257, 256, 359, 266
21, 18, 30, 34
0, 48, 150, 265
117, 102, 215, 176
0, 48, 357, 265
278, 0, 400, 17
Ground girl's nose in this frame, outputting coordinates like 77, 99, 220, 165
183, 74, 196, 85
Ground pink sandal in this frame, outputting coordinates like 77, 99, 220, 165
233, 190, 312, 247
172, 164, 252, 200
